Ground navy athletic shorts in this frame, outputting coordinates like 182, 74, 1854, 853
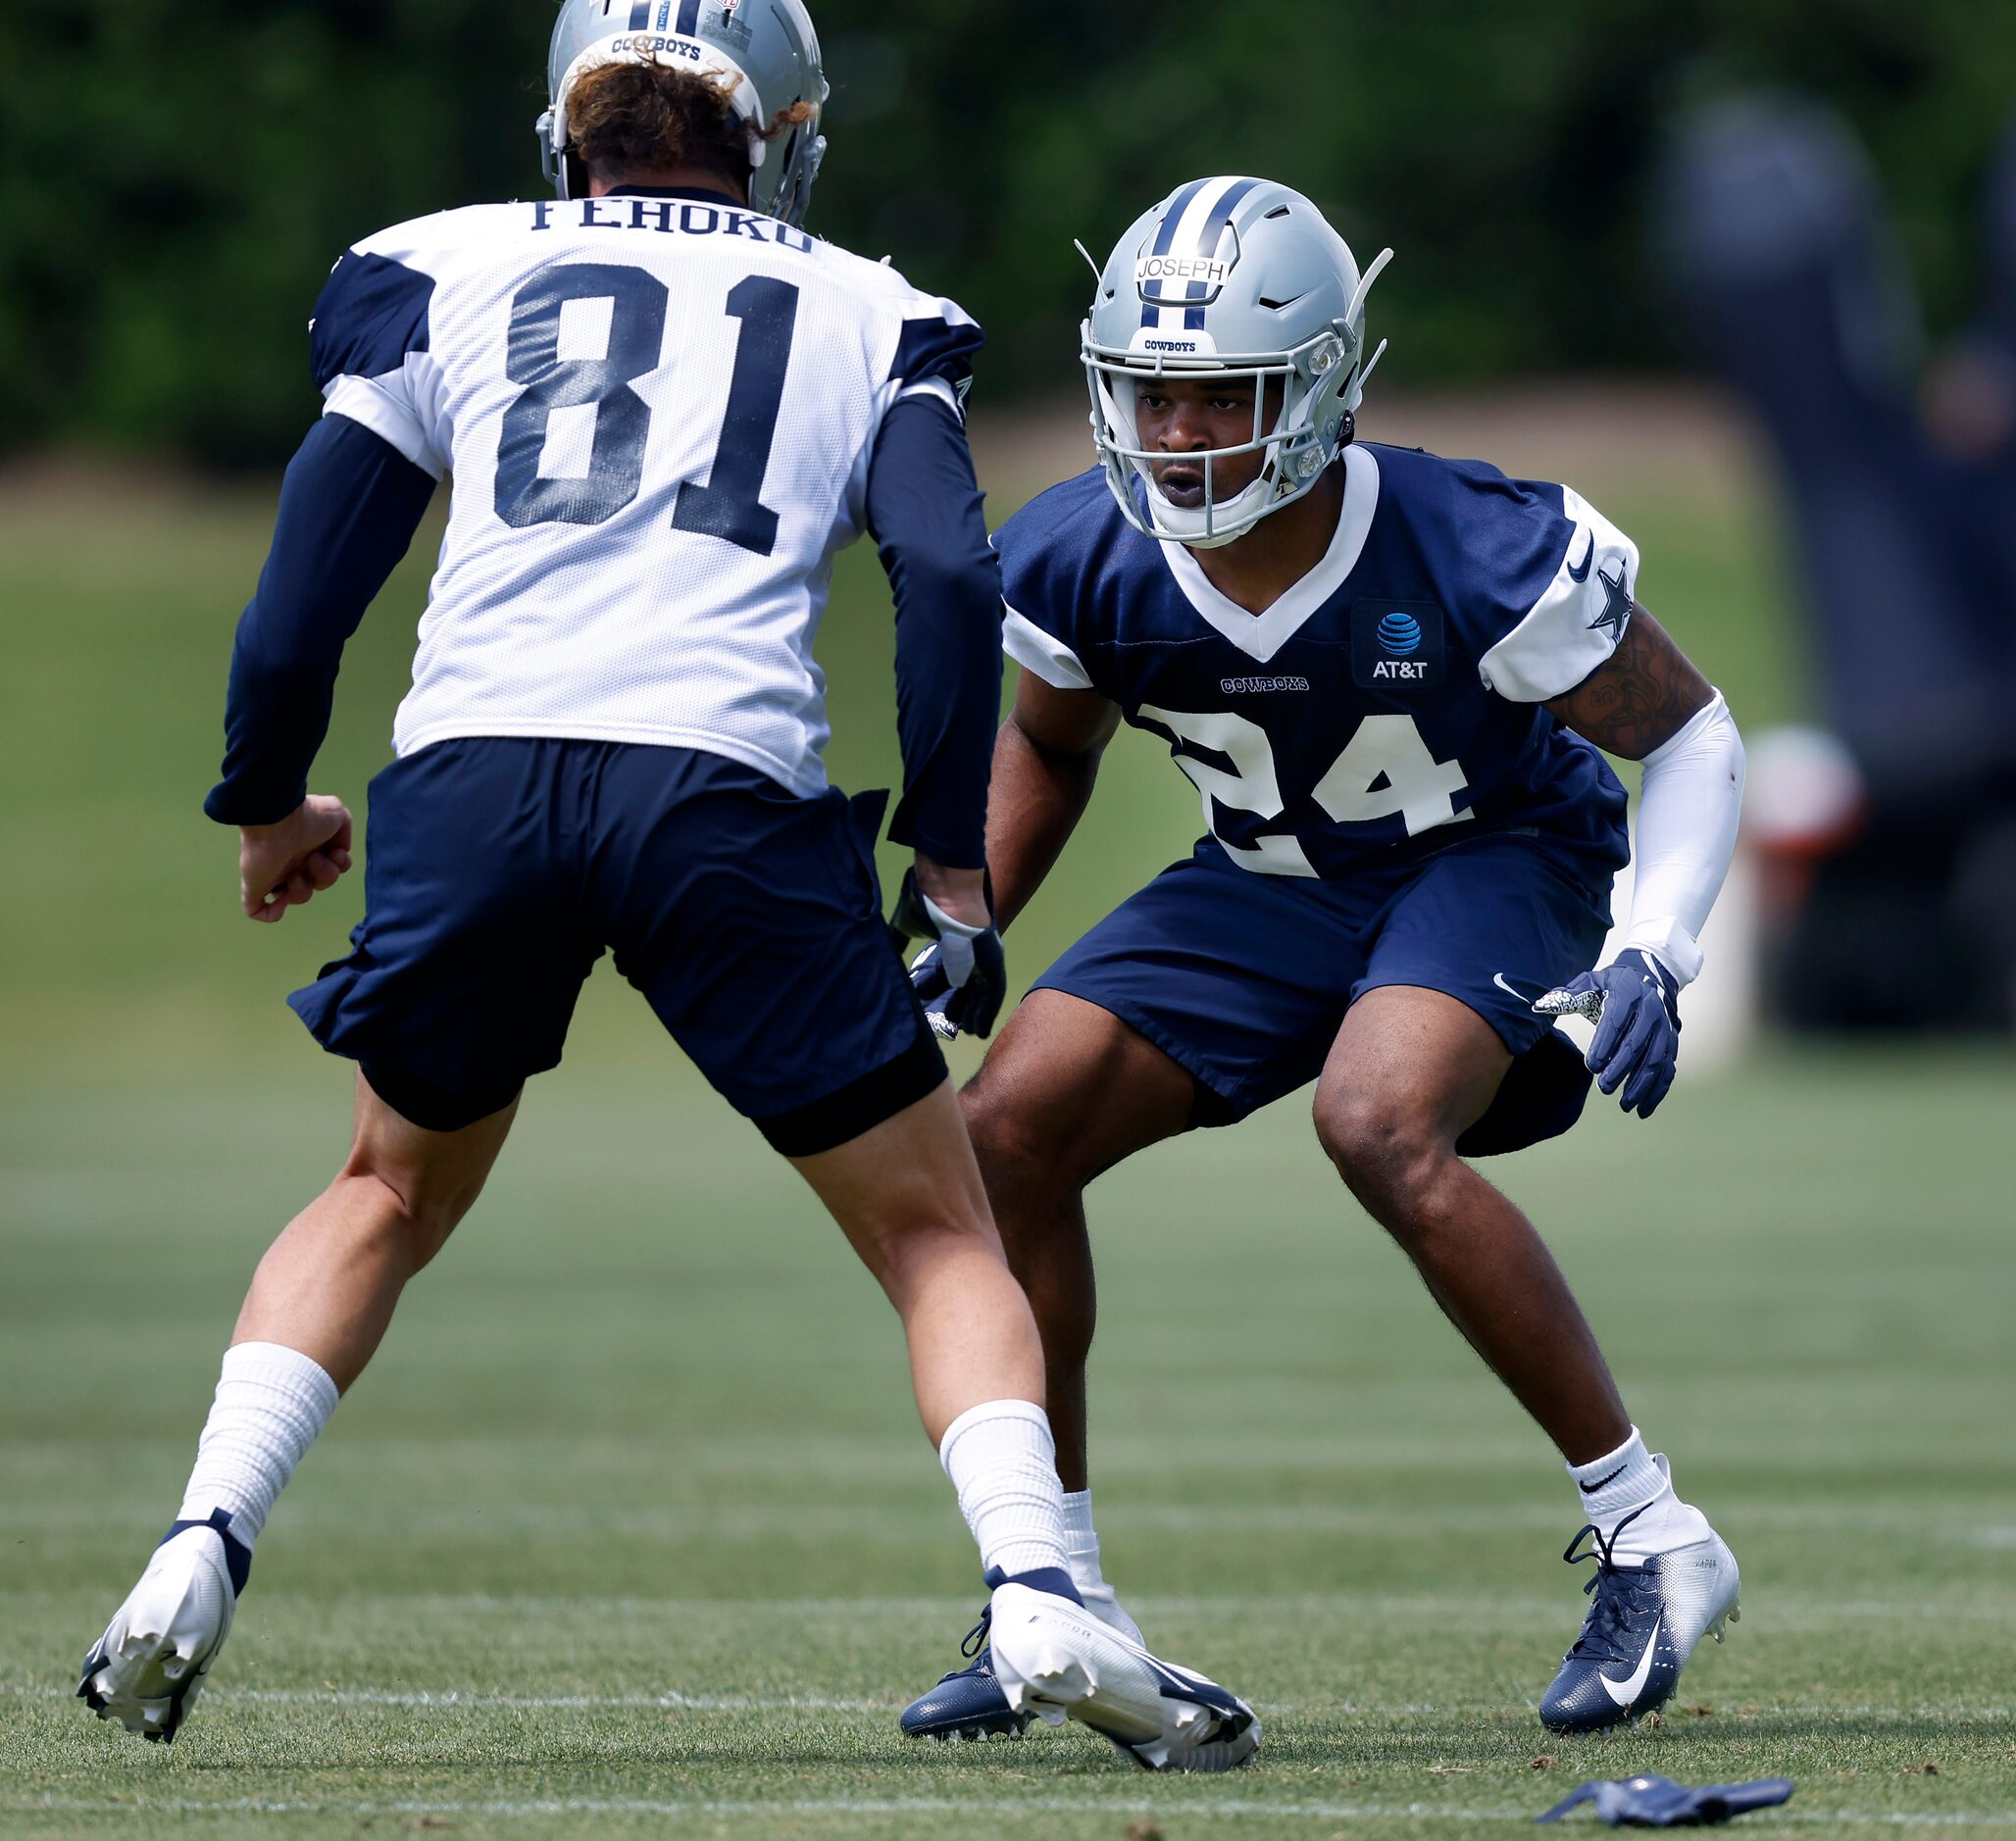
1033, 829, 1617, 1154
289, 738, 942, 1155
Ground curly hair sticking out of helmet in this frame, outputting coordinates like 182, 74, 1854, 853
566, 60, 816, 189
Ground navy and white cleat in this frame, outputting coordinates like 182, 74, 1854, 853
986, 1580, 1260, 1771
77, 1510, 251, 1744
899, 1602, 1033, 1742
1540, 1501, 1740, 1735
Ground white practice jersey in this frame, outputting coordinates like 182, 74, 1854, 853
311, 188, 982, 795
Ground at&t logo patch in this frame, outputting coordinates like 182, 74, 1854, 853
1352, 600, 1445, 690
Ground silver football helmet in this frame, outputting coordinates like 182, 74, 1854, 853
536, 0, 829, 223
1083, 177, 1392, 548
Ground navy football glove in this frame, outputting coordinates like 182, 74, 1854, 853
1537, 1771, 1794, 1825
888, 869, 1007, 1041
1534, 948, 1682, 1119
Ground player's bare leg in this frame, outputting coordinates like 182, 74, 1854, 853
79, 1070, 518, 1741
788, 1076, 1043, 1445
901, 992, 1197, 1741
1310, 984, 1629, 1464
958, 991, 1199, 1488
1312, 984, 1738, 1730
805, 1062, 1255, 1766
235, 1072, 520, 1389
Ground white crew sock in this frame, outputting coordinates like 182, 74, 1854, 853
937, 1400, 1072, 1583
175, 1342, 339, 1548
1568, 1426, 1710, 1563
1062, 1489, 1144, 1645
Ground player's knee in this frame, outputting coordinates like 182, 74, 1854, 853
851, 1195, 1005, 1315
836, 1151, 997, 1290
961, 1077, 1079, 1206
1313, 1085, 1447, 1213
330, 1161, 479, 1271
953, 1082, 1091, 1330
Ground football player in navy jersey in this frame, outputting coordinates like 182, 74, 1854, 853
76, 8, 1258, 1771
901, 177, 1747, 1741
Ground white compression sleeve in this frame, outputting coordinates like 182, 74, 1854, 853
1618, 689, 1745, 985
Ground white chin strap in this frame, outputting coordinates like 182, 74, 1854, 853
1138, 469, 1277, 549
1123, 381, 1295, 549
554, 36, 769, 172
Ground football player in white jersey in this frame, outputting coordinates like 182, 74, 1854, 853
77, 3, 1255, 1771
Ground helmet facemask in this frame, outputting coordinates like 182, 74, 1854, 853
1084, 324, 1376, 549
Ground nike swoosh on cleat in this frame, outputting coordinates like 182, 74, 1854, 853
1567, 531, 1594, 582
1142, 1655, 1243, 1717
1579, 1464, 1627, 1494
1600, 1614, 1662, 1707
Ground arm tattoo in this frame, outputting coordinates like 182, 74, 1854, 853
1545, 605, 1714, 762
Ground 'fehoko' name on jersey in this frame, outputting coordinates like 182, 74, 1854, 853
529, 197, 816, 250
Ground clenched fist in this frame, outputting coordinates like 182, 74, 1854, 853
237, 795, 354, 923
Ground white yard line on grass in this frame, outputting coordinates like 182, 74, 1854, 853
25, 1587, 2014, 1624
11, 1681, 2011, 1719
10, 1794, 2016, 1827
11, 1682, 882, 1714
14, 1501, 2016, 1539
41, 1588, 1989, 1623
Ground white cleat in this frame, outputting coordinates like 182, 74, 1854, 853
985, 1582, 1260, 1771
77, 1514, 249, 1744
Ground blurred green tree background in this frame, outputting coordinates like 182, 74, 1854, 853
5, 0, 2015, 466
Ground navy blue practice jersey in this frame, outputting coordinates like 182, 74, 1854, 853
998, 443, 1635, 878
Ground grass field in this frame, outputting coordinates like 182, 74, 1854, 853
5, 1054, 2014, 1837
2, 405, 2012, 1835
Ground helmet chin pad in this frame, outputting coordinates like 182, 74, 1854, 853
1142, 471, 1277, 548
1130, 406, 1288, 550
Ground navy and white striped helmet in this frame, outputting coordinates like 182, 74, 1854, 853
1084, 177, 1392, 547
536, 0, 829, 224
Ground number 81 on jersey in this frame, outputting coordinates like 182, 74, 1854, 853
494, 263, 798, 558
